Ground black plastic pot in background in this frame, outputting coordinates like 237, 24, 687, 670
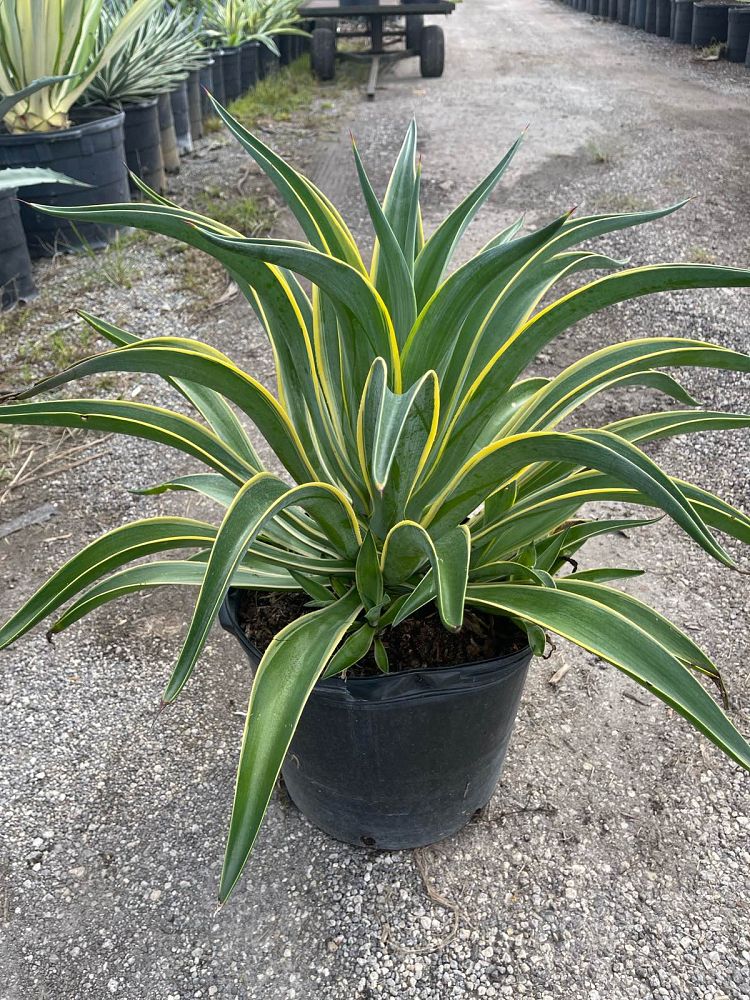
157, 92, 180, 175
123, 98, 165, 196
617, 0, 631, 24
655, 0, 672, 35
170, 81, 193, 156
608, 0, 619, 18
240, 40, 260, 92
199, 60, 217, 120
0, 107, 129, 258
187, 69, 203, 141
671, 0, 695, 42
220, 46, 242, 103
210, 52, 227, 107
644, 0, 657, 30
0, 190, 35, 309
220, 590, 532, 849
259, 42, 281, 79
691, 1, 731, 47
629, 0, 638, 24
634, 0, 647, 27
726, 6, 750, 61
278, 35, 293, 65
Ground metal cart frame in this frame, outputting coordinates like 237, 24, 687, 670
300, 2, 455, 98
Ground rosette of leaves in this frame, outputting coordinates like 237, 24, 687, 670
202, 0, 306, 53
2, 112, 750, 902
0, 0, 161, 131
85, 0, 210, 105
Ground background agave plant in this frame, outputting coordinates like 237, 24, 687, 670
202, 0, 306, 52
84, 0, 210, 105
2, 111, 750, 902
0, 0, 161, 131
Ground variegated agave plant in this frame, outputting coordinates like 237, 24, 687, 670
2, 112, 750, 902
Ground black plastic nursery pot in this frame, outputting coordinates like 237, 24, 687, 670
220, 47, 243, 103
258, 43, 281, 80
187, 69, 204, 141
170, 81, 193, 157
240, 41, 260, 92
671, 0, 695, 42
617, 0, 631, 24
655, 0, 672, 34
726, 6, 750, 61
278, 35, 294, 66
634, 0, 647, 27
123, 98, 166, 196
608, 0, 619, 17
220, 590, 532, 850
199, 61, 217, 120
157, 92, 180, 175
210, 53, 227, 108
0, 106, 129, 258
644, 0, 657, 30
0, 190, 36, 309
691, 1, 731, 46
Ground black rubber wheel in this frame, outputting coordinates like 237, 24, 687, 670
419, 25, 444, 78
406, 14, 424, 52
311, 28, 336, 81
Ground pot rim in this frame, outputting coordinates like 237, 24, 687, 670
0, 105, 124, 144
221, 588, 533, 703
121, 96, 160, 110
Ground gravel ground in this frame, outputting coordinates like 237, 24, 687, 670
2, 1, 750, 998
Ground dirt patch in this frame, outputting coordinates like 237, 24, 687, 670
236, 589, 526, 676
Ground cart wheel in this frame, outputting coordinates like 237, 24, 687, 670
406, 14, 424, 52
311, 28, 336, 81
419, 25, 444, 78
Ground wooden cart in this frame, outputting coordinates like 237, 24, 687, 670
300, 1, 455, 98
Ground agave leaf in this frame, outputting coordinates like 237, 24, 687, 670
467, 584, 750, 771
49, 558, 296, 635
351, 139, 417, 346
0, 166, 85, 191
80, 312, 263, 472
372, 119, 419, 281
509, 338, 750, 433
220, 589, 361, 902
0, 518, 217, 650
414, 132, 525, 310
357, 359, 439, 534
355, 531, 384, 612
163, 471, 361, 701
381, 521, 470, 631
422, 430, 733, 568
322, 622, 376, 678
0, 398, 254, 483
209, 96, 363, 270
401, 212, 573, 387
2, 342, 315, 485
605, 409, 750, 445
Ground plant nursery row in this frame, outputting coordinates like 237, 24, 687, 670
558, 0, 750, 63
0, 0, 310, 310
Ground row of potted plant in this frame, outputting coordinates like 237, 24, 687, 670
0, 0, 308, 311
558, 0, 750, 64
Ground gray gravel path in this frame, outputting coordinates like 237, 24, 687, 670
2, 1, 750, 998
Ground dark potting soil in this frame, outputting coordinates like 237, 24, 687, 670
236, 589, 526, 678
